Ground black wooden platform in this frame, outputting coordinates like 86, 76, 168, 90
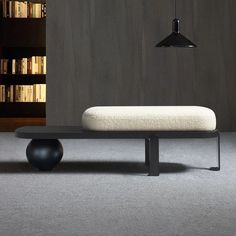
15, 126, 220, 176
15, 126, 219, 139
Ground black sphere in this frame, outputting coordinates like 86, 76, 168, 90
26, 139, 63, 171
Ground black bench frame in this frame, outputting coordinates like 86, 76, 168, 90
15, 126, 220, 176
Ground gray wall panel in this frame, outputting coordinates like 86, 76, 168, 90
47, 0, 236, 131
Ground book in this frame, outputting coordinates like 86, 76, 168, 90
14, 1, 20, 18
27, 58, 32, 74
42, 3, 46, 18
0, 85, 5, 102
16, 59, 21, 74
32, 56, 38, 74
0, 59, 10, 74
28, 2, 33, 18
0, 59, 9, 74
38, 56, 42, 74
5, 85, 10, 102
1, 57, 46, 74
33, 3, 42, 18
21, 58, 28, 74
12, 59, 16, 74
2, 1, 46, 18
43, 56, 46, 74
10, 85, 14, 102
1, 85, 46, 102
9, 1, 12, 18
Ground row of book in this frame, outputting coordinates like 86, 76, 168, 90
3, 0, 46, 18
0, 84, 46, 102
0, 57, 46, 75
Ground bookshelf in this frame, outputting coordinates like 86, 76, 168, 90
0, 0, 46, 131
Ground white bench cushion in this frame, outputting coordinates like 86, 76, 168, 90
82, 106, 216, 131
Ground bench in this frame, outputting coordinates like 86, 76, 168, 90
15, 106, 220, 176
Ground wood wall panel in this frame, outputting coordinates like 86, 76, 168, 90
47, 0, 236, 131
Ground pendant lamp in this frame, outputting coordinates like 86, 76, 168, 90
156, 0, 196, 48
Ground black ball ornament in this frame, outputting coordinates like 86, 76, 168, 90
26, 139, 63, 171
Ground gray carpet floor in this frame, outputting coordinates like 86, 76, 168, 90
0, 132, 236, 236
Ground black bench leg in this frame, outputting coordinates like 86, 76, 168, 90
145, 138, 150, 166
26, 139, 63, 171
210, 133, 221, 171
149, 136, 159, 176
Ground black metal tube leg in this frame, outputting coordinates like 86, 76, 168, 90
217, 133, 221, 170
149, 136, 159, 176
210, 133, 220, 171
145, 139, 150, 166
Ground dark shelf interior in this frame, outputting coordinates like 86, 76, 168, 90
0, 102, 46, 117
0, 74, 46, 85
0, 18, 46, 47
1, 47, 46, 58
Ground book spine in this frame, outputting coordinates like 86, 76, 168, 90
9, 1, 12, 18
3, 0, 6, 18
29, 2, 33, 18
12, 1, 15, 18
22, 58, 27, 74
36, 84, 39, 102
41, 57, 44, 74
29, 86, 33, 102
24, 86, 26, 102
0, 85, 2, 102
32, 2, 35, 18
23, 1, 27, 18
43, 84, 46, 102
39, 84, 42, 102
31, 56, 35, 74
12, 59, 16, 74
17, 85, 20, 102
0, 60, 3, 74
42, 3, 46, 18
3, 59, 8, 74
43, 56, 46, 74
16, 59, 21, 74
6, 0, 10, 18
5, 85, 10, 102
10, 85, 14, 102
3, 85, 6, 102
27, 58, 32, 74
14, 1, 20, 18
35, 56, 39, 74
33, 84, 36, 102
15, 85, 19, 102
38, 56, 42, 74
19, 1, 23, 17
1, 85, 6, 102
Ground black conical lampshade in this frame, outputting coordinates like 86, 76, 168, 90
156, 19, 196, 48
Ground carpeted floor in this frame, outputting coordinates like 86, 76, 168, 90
0, 132, 236, 236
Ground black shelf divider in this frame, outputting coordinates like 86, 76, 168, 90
0, 74, 46, 85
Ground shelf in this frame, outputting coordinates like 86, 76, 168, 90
0, 102, 46, 117
1, 18, 45, 23
0, 47, 46, 58
0, 2, 46, 125
0, 18, 46, 47
0, 74, 46, 84
0, 117, 46, 132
